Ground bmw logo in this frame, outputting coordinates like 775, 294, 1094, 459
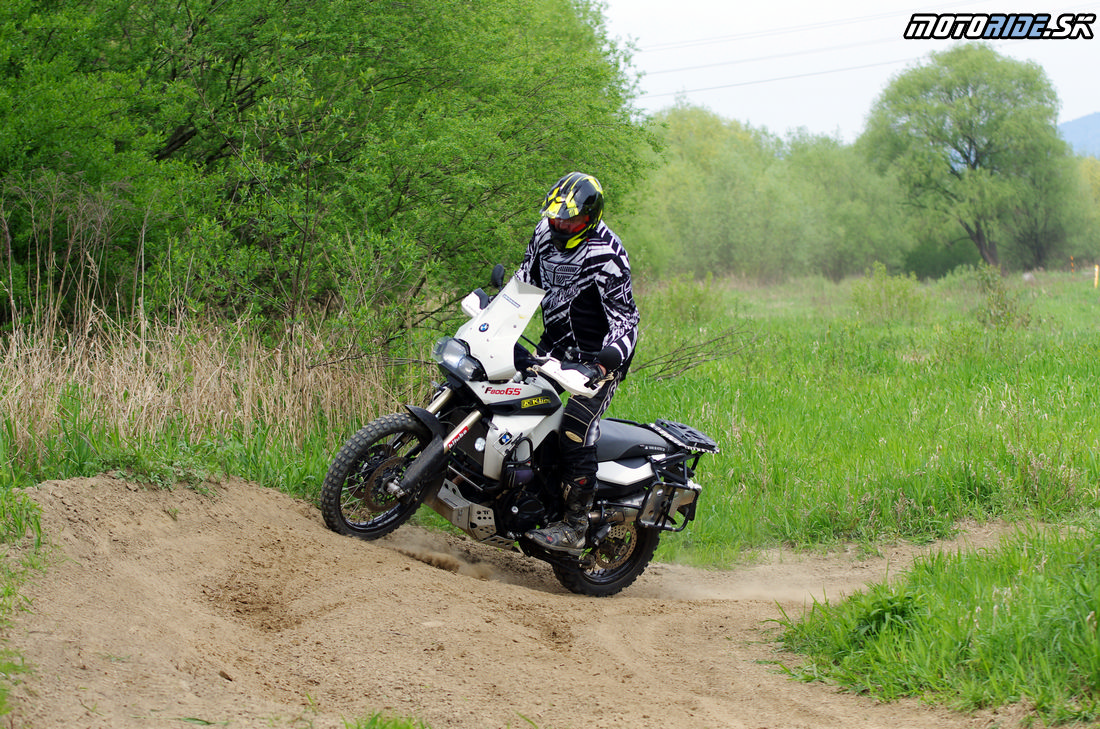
479, 323, 490, 332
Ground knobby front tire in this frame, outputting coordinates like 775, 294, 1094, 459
320, 413, 433, 540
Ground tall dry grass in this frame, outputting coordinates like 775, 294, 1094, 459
0, 313, 407, 488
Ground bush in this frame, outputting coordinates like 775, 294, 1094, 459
850, 262, 929, 323
972, 264, 1032, 329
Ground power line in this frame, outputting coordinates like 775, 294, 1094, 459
638, 57, 918, 99
636, 1, 981, 52
637, 33, 1064, 101
630, 2, 1095, 101
645, 37, 900, 75
635, 0, 1094, 55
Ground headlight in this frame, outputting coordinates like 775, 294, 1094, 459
431, 337, 485, 381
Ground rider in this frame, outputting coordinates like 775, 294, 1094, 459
516, 172, 640, 554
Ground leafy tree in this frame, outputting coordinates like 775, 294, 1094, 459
616, 103, 737, 275
1001, 152, 1092, 271
1082, 156, 1100, 200
783, 131, 914, 281
620, 105, 913, 283
0, 0, 193, 326
0, 0, 653, 334
1071, 156, 1100, 264
861, 43, 1070, 270
902, 216, 982, 280
134, 0, 651, 326
620, 104, 809, 282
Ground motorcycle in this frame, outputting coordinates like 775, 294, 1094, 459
320, 265, 719, 596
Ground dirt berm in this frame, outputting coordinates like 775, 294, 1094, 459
6, 475, 1025, 729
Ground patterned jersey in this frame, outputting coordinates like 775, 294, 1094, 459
516, 219, 640, 373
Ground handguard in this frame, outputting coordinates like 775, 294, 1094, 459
531, 357, 601, 398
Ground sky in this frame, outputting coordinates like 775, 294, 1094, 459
601, 0, 1097, 142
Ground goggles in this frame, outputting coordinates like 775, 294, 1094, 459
547, 214, 589, 235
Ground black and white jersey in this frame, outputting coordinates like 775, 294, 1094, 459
516, 219, 640, 373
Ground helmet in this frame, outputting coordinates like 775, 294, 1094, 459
540, 172, 604, 250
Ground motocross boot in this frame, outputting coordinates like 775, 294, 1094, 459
525, 480, 594, 555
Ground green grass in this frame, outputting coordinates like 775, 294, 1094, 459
3, 265, 1100, 724
344, 713, 429, 729
0, 469, 42, 713
616, 267, 1100, 724
777, 522, 1100, 724
615, 268, 1100, 564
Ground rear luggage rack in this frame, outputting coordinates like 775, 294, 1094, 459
650, 420, 719, 453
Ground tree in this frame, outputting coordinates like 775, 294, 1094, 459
619, 105, 913, 283
130, 0, 652, 323
619, 103, 810, 282
861, 43, 1069, 270
1002, 152, 1089, 270
783, 131, 914, 281
0, 0, 653, 332
0, 0, 190, 327
1073, 156, 1100, 264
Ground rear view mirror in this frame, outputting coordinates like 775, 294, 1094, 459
490, 263, 506, 289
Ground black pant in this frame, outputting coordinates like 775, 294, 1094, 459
558, 375, 619, 494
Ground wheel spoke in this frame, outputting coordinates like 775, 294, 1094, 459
320, 413, 433, 540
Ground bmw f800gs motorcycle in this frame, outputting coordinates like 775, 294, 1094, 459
320, 266, 718, 596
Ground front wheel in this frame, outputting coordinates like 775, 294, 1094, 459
552, 524, 661, 597
320, 413, 434, 540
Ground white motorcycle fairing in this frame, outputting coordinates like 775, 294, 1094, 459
454, 276, 543, 382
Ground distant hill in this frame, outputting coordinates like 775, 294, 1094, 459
1060, 112, 1100, 158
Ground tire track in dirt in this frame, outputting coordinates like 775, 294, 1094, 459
5, 476, 1021, 729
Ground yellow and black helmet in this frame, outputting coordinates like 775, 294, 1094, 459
540, 172, 604, 250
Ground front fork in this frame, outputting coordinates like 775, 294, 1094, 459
424, 386, 453, 416
390, 386, 483, 499
418, 386, 484, 452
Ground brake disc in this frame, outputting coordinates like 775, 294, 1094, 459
592, 524, 637, 569
350, 454, 405, 511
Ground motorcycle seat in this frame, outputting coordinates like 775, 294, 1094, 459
596, 418, 672, 461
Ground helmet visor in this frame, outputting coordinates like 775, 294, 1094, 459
547, 213, 590, 235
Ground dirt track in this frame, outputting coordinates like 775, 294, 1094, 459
6, 476, 1025, 729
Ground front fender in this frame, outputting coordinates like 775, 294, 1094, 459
404, 405, 445, 440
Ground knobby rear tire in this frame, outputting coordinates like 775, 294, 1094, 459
552, 523, 661, 597
320, 413, 433, 541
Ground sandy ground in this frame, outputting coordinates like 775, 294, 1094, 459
4, 475, 1029, 729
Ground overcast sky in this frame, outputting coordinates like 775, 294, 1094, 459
601, 0, 1096, 141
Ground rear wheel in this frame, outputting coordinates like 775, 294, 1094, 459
551, 524, 660, 597
320, 413, 433, 540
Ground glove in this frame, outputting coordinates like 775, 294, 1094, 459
596, 346, 622, 372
